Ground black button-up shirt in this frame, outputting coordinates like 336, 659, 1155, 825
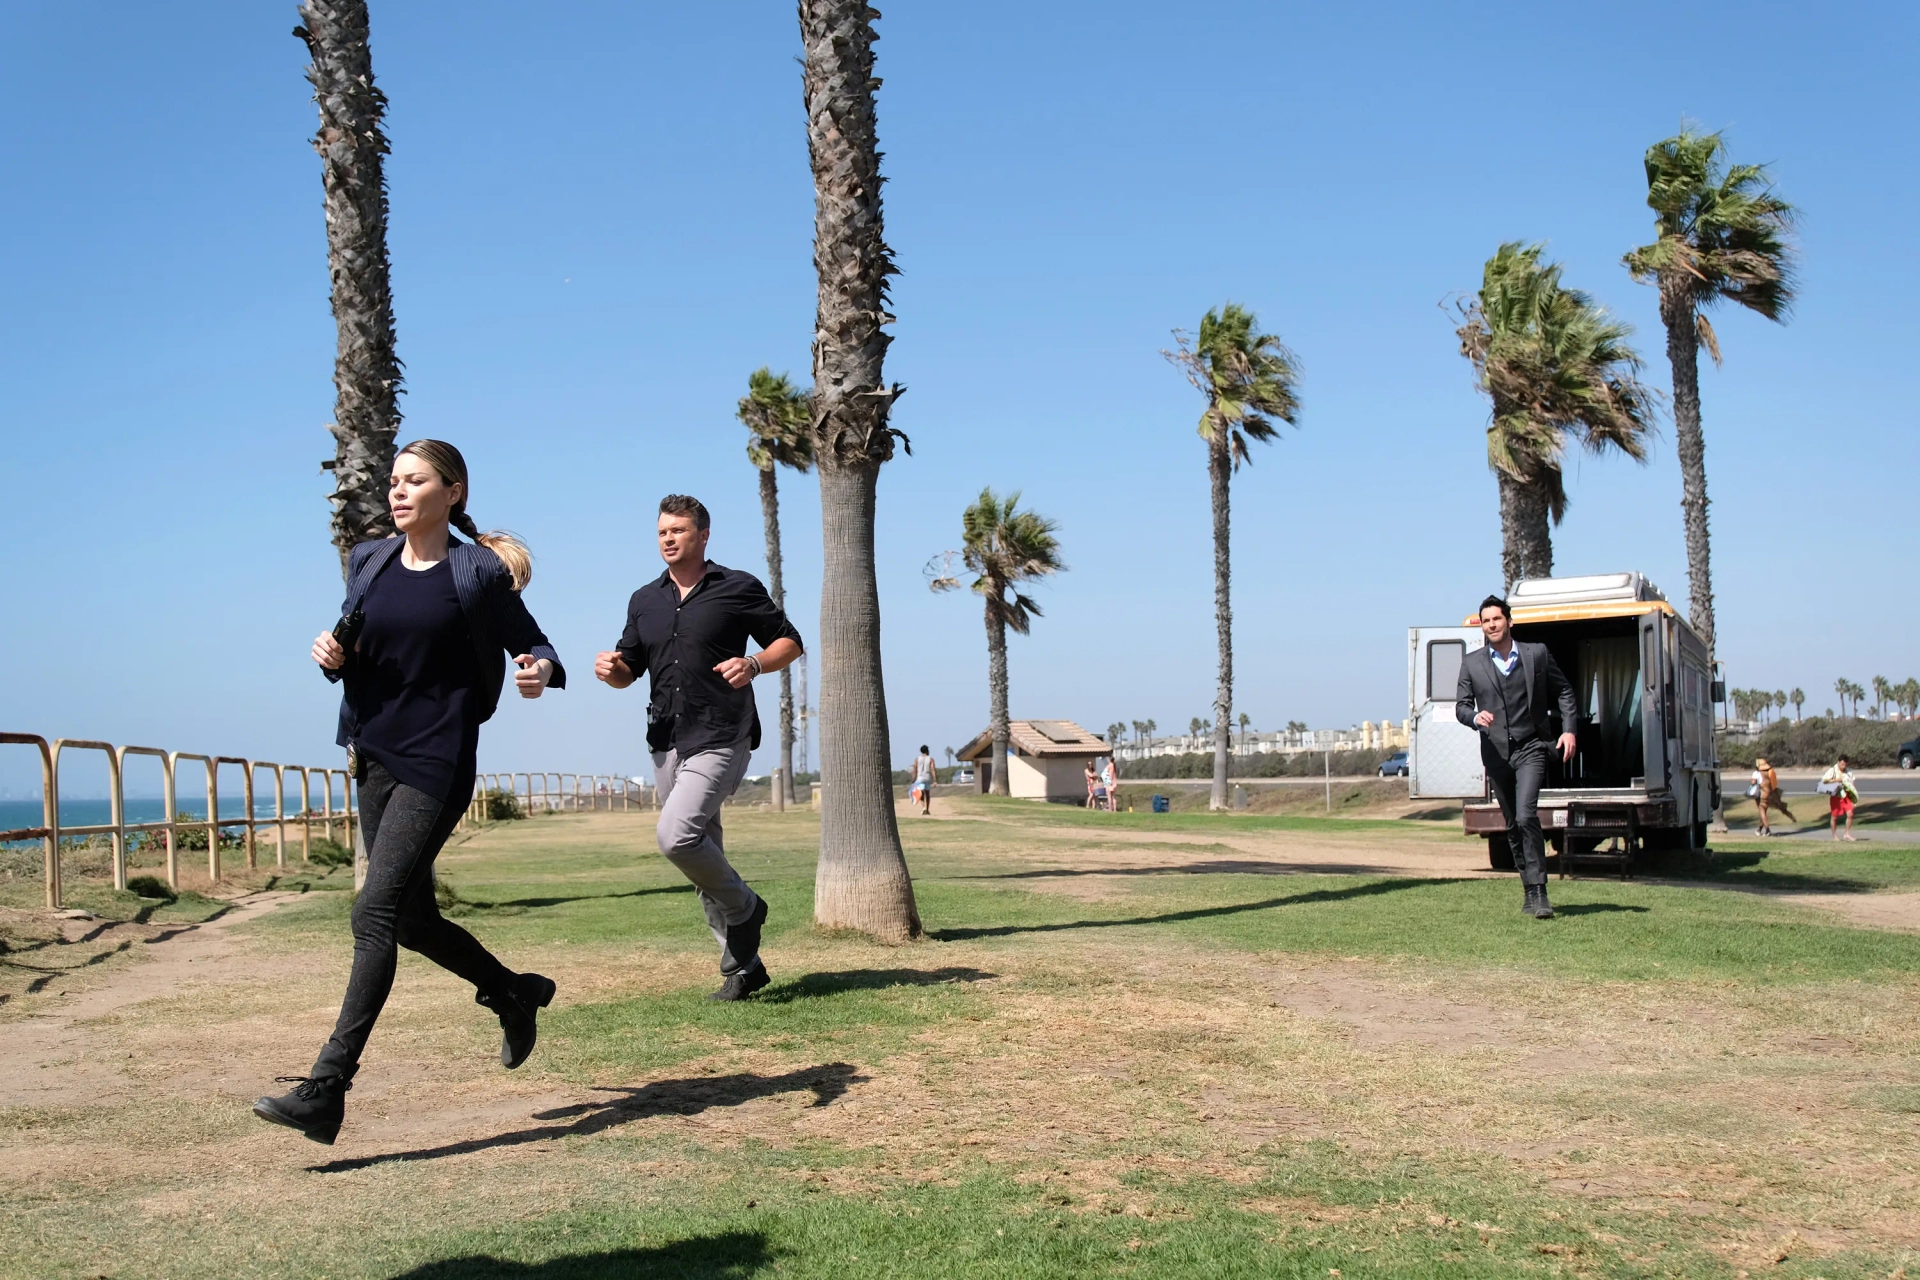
616, 561, 803, 757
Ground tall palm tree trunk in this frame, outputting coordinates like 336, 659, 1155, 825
296, 0, 402, 576
802, 0, 920, 942
1496, 469, 1553, 591
1659, 285, 1715, 655
758, 465, 797, 805
1208, 429, 1233, 811
985, 597, 1011, 796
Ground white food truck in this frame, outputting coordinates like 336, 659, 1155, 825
1407, 573, 1723, 872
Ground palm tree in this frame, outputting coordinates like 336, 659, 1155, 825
1835, 678, 1852, 719
799, 0, 919, 941
1238, 712, 1252, 750
1898, 679, 1920, 720
1872, 676, 1891, 720
1166, 305, 1301, 810
1773, 691, 1787, 724
1791, 688, 1805, 722
1143, 719, 1157, 742
294, 1, 403, 576
932, 489, 1063, 796
1106, 722, 1127, 749
1457, 243, 1656, 590
1189, 717, 1205, 742
738, 368, 815, 805
1625, 131, 1795, 657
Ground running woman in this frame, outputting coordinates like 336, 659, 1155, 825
255, 440, 566, 1145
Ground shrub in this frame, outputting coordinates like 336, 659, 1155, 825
126, 874, 176, 901
1121, 748, 1403, 780
482, 789, 522, 821
307, 837, 353, 868
1719, 717, 1915, 769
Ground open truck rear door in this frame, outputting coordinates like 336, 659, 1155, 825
1408, 627, 1486, 799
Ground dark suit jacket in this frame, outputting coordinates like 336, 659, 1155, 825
323, 535, 566, 748
1454, 640, 1579, 760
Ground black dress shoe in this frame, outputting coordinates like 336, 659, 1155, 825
477, 972, 557, 1069
724, 896, 769, 976
1523, 884, 1555, 920
708, 958, 771, 1002
253, 1073, 352, 1145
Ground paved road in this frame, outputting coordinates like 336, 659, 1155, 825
1775, 772, 1920, 796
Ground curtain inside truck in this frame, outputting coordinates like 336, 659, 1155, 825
1579, 636, 1643, 786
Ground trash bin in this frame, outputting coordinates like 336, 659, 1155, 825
1151, 794, 1169, 813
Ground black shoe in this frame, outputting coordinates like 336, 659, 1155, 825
723, 896, 769, 977
477, 972, 557, 1069
1523, 884, 1555, 920
708, 958, 771, 1002
253, 1073, 352, 1145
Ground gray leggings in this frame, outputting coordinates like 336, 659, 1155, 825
653, 741, 761, 974
315, 760, 511, 1076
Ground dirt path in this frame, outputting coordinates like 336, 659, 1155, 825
0, 890, 302, 1109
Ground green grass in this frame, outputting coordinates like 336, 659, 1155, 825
1657, 840, 1920, 893
9, 809, 1920, 1278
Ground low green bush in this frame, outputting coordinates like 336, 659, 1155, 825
482, 789, 522, 821
1121, 747, 1403, 780
125, 874, 175, 901
307, 837, 353, 868
1719, 717, 1916, 768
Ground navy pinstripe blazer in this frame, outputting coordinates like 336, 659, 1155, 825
323, 535, 566, 748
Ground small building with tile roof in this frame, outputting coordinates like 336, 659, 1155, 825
954, 720, 1112, 801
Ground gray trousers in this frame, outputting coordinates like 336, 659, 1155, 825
653, 739, 761, 975
1486, 737, 1549, 887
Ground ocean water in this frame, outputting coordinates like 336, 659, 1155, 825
0, 797, 341, 838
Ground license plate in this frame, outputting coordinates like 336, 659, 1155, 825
1550, 810, 1568, 827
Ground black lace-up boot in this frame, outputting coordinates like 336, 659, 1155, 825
476, 971, 557, 1069
708, 958, 771, 1002
253, 1071, 353, 1144
1523, 883, 1555, 920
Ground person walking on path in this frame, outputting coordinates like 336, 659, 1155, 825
910, 745, 936, 815
595, 495, 803, 1001
1752, 756, 1793, 836
1821, 755, 1859, 841
256, 441, 566, 1146
1455, 594, 1580, 919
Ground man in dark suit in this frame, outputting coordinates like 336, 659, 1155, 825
1455, 594, 1580, 918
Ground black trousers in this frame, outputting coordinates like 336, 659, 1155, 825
314, 760, 512, 1077
1486, 737, 1549, 887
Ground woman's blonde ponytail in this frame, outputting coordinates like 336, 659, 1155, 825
397, 439, 534, 591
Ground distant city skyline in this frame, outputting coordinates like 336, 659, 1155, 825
2, 1, 1914, 796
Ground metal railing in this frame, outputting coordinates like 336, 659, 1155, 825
467, 772, 654, 824
1, 731, 354, 909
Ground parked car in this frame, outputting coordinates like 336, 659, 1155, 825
952, 766, 975, 786
1901, 738, 1917, 770
1378, 751, 1409, 778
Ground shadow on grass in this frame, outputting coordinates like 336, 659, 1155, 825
1641, 850, 1877, 894
309, 1063, 863, 1174
958, 860, 1456, 882
388, 1232, 773, 1278
1551, 902, 1649, 917
930, 877, 1444, 941
758, 967, 997, 1003
474, 884, 695, 910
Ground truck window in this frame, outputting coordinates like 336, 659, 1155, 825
1427, 640, 1464, 701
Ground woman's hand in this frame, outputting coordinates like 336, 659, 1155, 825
313, 632, 346, 670
514, 655, 554, 698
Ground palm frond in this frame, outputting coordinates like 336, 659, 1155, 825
1165, 304, 1301, 470
1626, 129, 1797, 330
954, 486, 1064, 633
737, 366, 816, 473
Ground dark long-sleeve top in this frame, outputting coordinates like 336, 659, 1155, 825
614, 562, 803, 756
324, 537, 565, 791
1454, 639, 1579, 758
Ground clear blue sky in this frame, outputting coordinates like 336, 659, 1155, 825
3, 0, 1914, 799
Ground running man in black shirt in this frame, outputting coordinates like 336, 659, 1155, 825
254, 441, 566, 1146
595, 495, 803, 1000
